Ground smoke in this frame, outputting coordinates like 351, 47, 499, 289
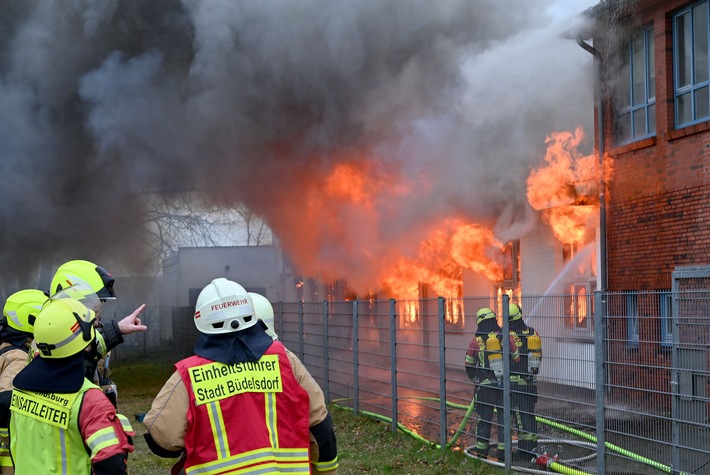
0, 0, 597, 291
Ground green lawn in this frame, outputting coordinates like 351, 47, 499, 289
112, 357, 501, 474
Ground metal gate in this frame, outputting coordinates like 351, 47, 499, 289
671, 266, 710, 474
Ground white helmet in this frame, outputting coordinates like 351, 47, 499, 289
194, 278, 256, 334
249, 292, 277, 340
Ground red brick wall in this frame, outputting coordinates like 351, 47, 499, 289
599, 0, 710, 291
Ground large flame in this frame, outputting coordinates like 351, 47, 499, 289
268, 153, 506, 301
526, 127, 602, 245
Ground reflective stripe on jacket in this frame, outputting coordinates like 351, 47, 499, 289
176, 341, 311, 475
10, 379, 96, 474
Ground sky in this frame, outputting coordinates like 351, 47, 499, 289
0, 0, 600, 292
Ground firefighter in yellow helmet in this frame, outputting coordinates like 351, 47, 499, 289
248, 292, 339, 473
507, 303, 541, 461
47, 259, 148, 406
464, 307, 506, 460
143, 279, 339, 474
0, 290, 48, 474
0, 290, 134, 474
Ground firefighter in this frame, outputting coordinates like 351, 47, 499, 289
0, 289, 134, 474
508, 303, 541, 461
249, 292, 339, 473
143, 278, 339, 474
48, 259, 148, 405
0, 290, 48, 474
464, 307, 505, 460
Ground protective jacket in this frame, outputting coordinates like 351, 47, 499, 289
509, 323, 540, 384
145, 341, 339, 474
508, 320, 541, 459
0, 341, 31, 475
9, 378, 134, 474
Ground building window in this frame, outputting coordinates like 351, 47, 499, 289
674, 2, 710, 127
617, 25, 656, 142
627, 292, 639, 349
660, 291, 673, 348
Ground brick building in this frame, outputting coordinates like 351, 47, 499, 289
588, 0, 710, 290
585, 0, 710, 412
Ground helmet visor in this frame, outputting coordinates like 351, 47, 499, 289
47, 283, 103, 323
95, 266, 116, 300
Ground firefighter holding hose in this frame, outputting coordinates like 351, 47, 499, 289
143, 278, 338, 474
464, 307, 506, 460
508, 303, 542, 461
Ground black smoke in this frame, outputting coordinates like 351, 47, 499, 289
0, 0, 596, 292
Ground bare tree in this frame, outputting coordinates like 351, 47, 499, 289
141, 193, 273, 266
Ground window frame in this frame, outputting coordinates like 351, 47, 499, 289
673, 1, 710, 127
627, 292, 639, 349
617, 24, 656, 143
659, 291, 673, 348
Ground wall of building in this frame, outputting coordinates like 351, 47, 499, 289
600, 0, 710, 291
174, 245, 283, 307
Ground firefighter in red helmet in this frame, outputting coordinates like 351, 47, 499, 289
143, 279, 338, 474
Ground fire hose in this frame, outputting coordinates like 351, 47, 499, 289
332, 394, 684, 475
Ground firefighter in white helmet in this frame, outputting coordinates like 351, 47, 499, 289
0, 289, 48, 474
143, 279, 339, 474
249, 292, 338, 473
0, 289, 134, 474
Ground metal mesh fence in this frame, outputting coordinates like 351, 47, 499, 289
264, 290, 710, 474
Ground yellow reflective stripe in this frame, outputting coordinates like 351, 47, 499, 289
186, 447, 310, 475
265, 392, 278, 448
59, 428, 68, 475
314, 456, 339, 471
86, 426, 119, 456
206, 401, 229, 459
116, 414, 135, 435
0, 438, 10, 468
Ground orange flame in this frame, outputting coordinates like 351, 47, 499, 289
527, 127, 601, 245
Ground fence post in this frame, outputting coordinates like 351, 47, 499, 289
438, 297, 447, 449
501, 294, 511, 470
278, 301, 283, 340
390, 298, 398, 433
323, 300, 330, 402
298, 301, 304, 362
594, 290, 606, 475
353, 299, 359, 416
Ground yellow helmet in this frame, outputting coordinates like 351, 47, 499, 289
2, 289, 47, 334
50, 260, 116, 300
476, 307, 496, 325
509, 303, 523, 321
33, 295, 97, 358
250, 292, 277, 340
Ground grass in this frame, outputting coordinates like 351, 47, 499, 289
111, 357, 502, 474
